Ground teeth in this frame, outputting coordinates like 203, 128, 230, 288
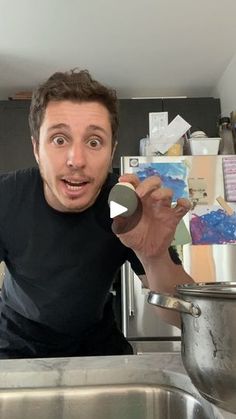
65, 180, 85, 184
63, 179, 87, 191
66, 184, 83, 190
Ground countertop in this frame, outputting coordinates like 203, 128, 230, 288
0, 352, 234, 419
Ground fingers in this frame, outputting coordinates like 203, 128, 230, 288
137, 177, 173, 208
136, 176, 163, 198
118, 174, 140, 189
173, 198, 191, 217
149, 187, 173, 207
118, 174, 191, 215
119, 174, 163, 198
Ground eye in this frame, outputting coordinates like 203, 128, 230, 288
88, 138, 102, 149
52, 136, 67, 146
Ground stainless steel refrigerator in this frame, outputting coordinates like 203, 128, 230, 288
120, 155, 236, 353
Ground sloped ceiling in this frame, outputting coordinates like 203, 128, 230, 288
1, 0, 236, 99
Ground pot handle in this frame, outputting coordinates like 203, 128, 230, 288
148, 291, 201, 318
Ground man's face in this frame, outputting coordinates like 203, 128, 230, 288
32, 100, 114, 212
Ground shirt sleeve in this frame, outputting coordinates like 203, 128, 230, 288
126, 245, 182, 276
168, 246, 182, 265
126, 248, 145, 275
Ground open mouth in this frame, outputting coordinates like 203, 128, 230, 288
62, 179, 89, 191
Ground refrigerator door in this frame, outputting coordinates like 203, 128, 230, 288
120, 155, 236, 342
120, 156, 185, 341
121, 262, 180, 339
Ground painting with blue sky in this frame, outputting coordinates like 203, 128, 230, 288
132, 162, 188, 202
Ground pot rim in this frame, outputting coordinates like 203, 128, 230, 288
176, 282, 236, 298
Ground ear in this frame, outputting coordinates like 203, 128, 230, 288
31, 136, 39, 164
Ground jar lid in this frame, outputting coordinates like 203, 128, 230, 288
190, 130, 208, 138
176, 282, 236, 298
219, 116, 230, 125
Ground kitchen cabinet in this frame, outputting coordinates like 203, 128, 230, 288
113, 99, 162, 167
113, 97, 221, 169
0, 97, 221, 172
163, 97, 221, 138
0, 99, 161, 172
0, 100, 35, 173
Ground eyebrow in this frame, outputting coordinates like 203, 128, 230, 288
87, 124, 109, 136
47, 123, 70, 132
47, 123, 109, 136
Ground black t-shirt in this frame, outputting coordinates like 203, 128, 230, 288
0, 168, 180, 357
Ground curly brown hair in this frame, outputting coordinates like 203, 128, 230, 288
29, 69, 119, 146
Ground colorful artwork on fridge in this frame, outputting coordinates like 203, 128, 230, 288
132, 162, 188, 202
190, 205, 236, 244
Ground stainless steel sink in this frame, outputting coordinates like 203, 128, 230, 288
0, 353, 224, 419
0, 384, 214, 419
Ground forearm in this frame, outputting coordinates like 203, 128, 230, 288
139, 251, 195, 328
142, 251, 194, 294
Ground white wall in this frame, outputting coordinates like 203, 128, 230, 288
213, 53, 236, 116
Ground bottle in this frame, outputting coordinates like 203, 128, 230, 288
218, 116, 235, 155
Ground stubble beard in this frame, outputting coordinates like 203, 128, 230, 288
37, 162, 110, 213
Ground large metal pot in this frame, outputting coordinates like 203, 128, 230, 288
148, 282, 236, 414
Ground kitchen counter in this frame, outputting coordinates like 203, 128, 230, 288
0, 352, 234, 419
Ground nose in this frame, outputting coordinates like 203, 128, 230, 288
66, 143, 86, 169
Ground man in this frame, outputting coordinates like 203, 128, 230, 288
0, 69, 193, 358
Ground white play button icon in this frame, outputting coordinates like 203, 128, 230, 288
110, 200, 128, 218
108, 183, 142, 233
